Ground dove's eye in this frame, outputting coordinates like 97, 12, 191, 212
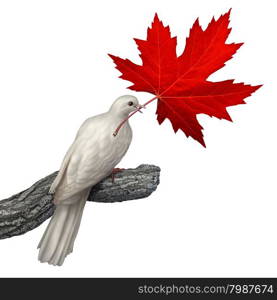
128, 101, 134, 106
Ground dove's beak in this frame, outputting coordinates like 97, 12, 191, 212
134, 104, 144, 113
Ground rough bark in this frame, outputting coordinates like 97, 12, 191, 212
0, 164, 160, 239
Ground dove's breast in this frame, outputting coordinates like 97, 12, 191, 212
96, 119, 132, 171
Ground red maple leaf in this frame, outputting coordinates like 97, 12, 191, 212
109, 10, 261, 147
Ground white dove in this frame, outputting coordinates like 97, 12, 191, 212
38, 95, 141, 266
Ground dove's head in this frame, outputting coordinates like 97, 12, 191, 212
109, 95, 141, 118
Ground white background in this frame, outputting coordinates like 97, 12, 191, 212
0, 0, 276, 277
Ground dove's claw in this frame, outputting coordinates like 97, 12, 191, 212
110, 168, 125, 183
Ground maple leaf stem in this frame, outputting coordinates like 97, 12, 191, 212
143, 95, 159, 106
113, 95, 158, 137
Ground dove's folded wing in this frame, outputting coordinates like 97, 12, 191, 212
48, 117, 94, 194
53, 115, 112, 204
49, 143, 76, 194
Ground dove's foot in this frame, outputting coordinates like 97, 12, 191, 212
110, 168, 125, 183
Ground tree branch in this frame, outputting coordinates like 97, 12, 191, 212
0, 164, 160, 240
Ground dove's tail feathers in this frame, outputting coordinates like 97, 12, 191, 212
37, 191, 88, 266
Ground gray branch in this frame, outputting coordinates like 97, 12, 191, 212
0, 164, 160, 240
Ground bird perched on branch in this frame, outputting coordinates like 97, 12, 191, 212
38, 95, 141, 266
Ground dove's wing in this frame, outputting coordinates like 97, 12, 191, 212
54, 113, 117, 203
49, 143, 75, 193
49, 117, 97, 194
